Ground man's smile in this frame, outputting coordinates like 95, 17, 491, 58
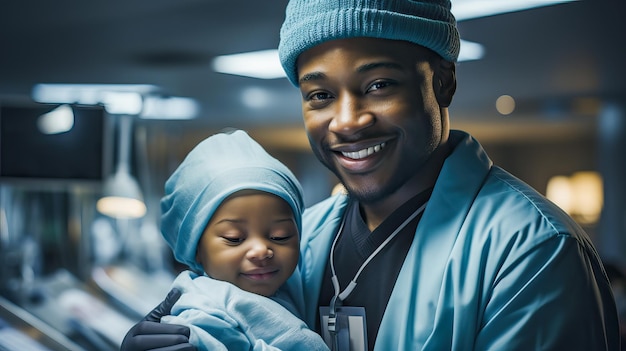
340, 142, 386, 160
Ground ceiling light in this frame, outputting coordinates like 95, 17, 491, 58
458, 40, 485, 62
101, 91, 143, 115
546, 171, 603, 224
97, 171, 146, 219
140, 96, 199, 120
212, 50, 284, 79
496, 95, 516, 115
37, 104, 74, 135
241, 87, 273, 109
32, 84, 158, 105
452, 0, 577, 21
32, 84, 199, 119
97, 114, 146, 219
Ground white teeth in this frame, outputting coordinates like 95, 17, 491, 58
341, 142, 386, 160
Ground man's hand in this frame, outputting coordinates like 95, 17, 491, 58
120, 288, 196, 351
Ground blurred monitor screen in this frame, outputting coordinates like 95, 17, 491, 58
0, 102, 107, 187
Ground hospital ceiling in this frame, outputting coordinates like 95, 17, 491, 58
1, 0, 625, 149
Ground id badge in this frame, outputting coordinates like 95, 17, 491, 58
319, 305, 368, 351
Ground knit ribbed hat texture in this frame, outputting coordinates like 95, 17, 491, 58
278, 0, 460, 86
160, 130, 304, 273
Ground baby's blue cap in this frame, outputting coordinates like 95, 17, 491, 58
278, 0, 460, 86
160, 130, 304, 273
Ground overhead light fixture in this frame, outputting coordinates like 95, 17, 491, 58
140, 95, 199, 120
37, 104, 74, 135
212, 50, 285, 79
32, 84, 158, 105
546, 171, 603, 225
101, 91, 144, 115
241, 87, 273, 109
97, 169, 146, 219
96, 114, 146, 219
31, 83, 199, 119
496, 95, 516, 115
32, 83, 157, 115
458, 39, 485, 62
452, 0, 577, 21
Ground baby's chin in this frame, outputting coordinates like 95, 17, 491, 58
241, 281, 281, 297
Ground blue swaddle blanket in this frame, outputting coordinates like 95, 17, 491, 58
162, 271, 328, 351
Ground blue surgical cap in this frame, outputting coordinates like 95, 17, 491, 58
160, 130, 304, 273
278, 0, 460, 86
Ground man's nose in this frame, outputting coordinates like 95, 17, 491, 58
329, 94, 374, 135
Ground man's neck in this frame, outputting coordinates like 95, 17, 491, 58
360, 141, 452, 231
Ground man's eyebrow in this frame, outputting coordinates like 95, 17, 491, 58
298, 61, 403, 85
357, 61, 404, 73
299, 71, 326, 85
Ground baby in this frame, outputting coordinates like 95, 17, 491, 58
158, 129, 328, 351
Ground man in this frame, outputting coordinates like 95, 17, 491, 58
122, 1, 620, 350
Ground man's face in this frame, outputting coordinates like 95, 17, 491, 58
297, 37, 449, 204
196, 190, 300, 297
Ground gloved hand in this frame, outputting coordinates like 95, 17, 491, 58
120, 288, 196, 351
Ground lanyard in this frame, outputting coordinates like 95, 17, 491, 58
329, 201, 428, 304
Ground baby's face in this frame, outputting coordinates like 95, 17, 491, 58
196, 190, 300, 297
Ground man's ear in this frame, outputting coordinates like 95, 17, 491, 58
434, 60, 456, 108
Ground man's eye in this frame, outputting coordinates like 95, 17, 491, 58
367, 81, 391, 92
308, 92, 332, 101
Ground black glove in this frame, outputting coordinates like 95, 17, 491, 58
120, 288, 196, 351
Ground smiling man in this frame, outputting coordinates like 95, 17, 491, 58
277, 1, 619, 349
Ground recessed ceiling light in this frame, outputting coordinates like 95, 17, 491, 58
212, 50, 284, 79
32, 84, 158, 106
452, 0, 577, 21
496, 95, 516, 115
459, 40, 485, 62
31, 84, 199, 119
140, 96, 200, 120
37, 104, 74, 135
